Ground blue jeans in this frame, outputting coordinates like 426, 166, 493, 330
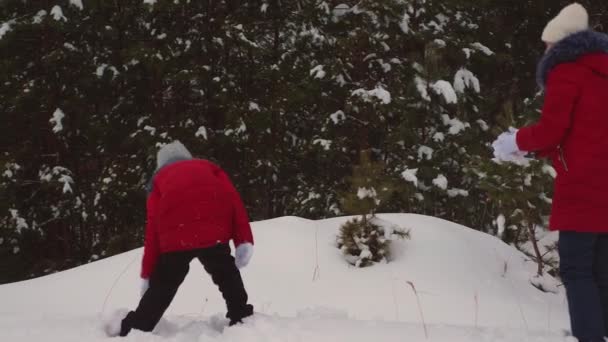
559, 231, 608, 342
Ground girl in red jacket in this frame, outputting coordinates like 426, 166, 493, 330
105, 141, 254, 337
493, 4, 608, 342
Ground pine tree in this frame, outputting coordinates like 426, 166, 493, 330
337, 215, 410, 267
3, 0, 605, 282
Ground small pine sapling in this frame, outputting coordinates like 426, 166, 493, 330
337, 215, 410, 267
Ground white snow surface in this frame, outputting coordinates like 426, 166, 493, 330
0, 214, 571, 341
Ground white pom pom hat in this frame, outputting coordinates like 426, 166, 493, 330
542, 3, 589, 43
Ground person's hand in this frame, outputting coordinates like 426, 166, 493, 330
492, 130, 522, 161
235, 243, 254, 269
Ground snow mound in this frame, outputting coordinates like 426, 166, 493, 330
0, 214, 569, 341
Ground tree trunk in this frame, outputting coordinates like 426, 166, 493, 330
526, 221, 544, 276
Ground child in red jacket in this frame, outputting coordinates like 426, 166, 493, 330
105, 141, 254, 337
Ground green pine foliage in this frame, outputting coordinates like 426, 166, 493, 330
1, 0, 607, 282
340, 149, 400, 217
474, 94, 557, 276
337, 215, 410, 268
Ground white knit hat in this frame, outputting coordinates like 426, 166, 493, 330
542, 3, 589, 43
156, 140, 192, 169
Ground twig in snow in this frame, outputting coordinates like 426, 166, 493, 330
99, 254, 138, 317
406, 281, 428, 339
312, 223, 320, 282
527, 223, 544, 276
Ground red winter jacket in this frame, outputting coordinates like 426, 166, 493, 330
141, 159, 253, 278
516, 31, 608, 232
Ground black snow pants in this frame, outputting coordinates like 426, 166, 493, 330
120, 243, 253, 336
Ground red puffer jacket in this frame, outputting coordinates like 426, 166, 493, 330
141, 159, 253, 278
516, 31, 608, 232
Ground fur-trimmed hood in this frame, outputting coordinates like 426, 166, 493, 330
537, 30, 608, 89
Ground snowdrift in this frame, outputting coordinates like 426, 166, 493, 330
0, 214, 572, 341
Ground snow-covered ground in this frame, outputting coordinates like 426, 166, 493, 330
0, 214, 575, 341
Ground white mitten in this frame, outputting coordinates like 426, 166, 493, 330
492, 130, 522, 161
235, 243, 254, 269
140, 278, 149, 297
